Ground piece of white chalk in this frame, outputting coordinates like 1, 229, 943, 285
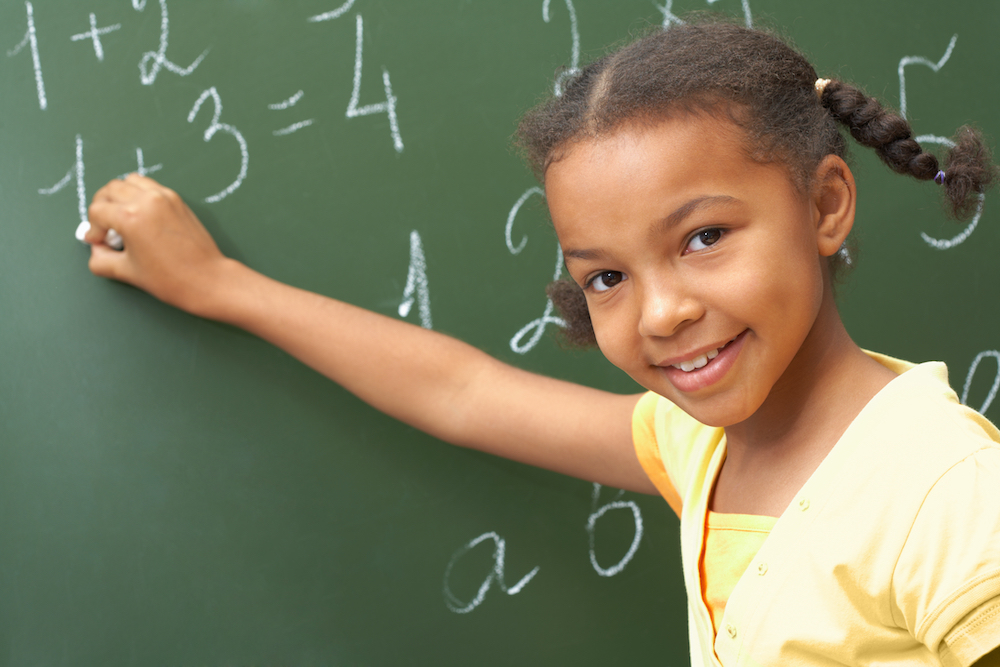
76, 220, 123, 250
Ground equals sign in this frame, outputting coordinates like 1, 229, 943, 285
269, 90, 314, 136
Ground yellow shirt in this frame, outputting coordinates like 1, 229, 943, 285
700, 511, 776, 639
632, 353, 1000, 667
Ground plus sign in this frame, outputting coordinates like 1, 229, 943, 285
70, 13, 121, 62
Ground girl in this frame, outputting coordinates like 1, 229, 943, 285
82, 18, 1000, 667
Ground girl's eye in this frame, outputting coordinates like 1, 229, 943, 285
686, 228, 724, 253
587, 271, 625, 292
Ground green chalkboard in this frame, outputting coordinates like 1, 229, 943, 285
2, 1, 999, 665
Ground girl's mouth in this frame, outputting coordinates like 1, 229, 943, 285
670, 334, 741, 372
660, 330, 748, 393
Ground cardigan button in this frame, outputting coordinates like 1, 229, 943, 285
757, 562, 768, 576
798, 498, 810, 511
726, 623, 737, 639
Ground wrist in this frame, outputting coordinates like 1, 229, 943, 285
186, 257, 256, 323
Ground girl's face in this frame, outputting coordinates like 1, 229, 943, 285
547, 115, 835, 428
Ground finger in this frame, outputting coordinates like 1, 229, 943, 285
123, 172, 167, 192
90, 178, 136, 211
86, 199, 120, 241
88, 242, 130, 281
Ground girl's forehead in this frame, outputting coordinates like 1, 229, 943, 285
547, 116, 754, 199
545, 116, 805, 242
550, 114, 751, 178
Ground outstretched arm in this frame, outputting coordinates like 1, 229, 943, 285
85, 174, 657, 495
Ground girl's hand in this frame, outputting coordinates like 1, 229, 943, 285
85, 174, 230, 317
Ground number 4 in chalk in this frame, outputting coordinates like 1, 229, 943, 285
345, 14, 403, 153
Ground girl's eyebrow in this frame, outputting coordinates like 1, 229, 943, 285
564, 195, 742, 262
564, 247, 605, 261
659, 195, 740, 232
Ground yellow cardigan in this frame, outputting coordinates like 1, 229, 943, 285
633, 353, 1000, 667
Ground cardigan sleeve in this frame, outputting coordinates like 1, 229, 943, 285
891, 446, 1000, 666
632, 391, 683, 518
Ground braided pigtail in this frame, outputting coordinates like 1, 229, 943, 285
820, 80, 996, 220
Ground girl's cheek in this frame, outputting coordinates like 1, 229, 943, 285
592, 322, 630, 370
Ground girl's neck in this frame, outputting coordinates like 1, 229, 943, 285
717, 292, 897, 510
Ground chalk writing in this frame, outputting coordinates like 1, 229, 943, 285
344, 14, 404, 153
916, 134, 985, 250
273, 120, 315, 137
7, 1, 47, 110
660, 0, 752, 29
118, 148, 163, 180
542, 0, 580, 97
70, 13, 121, 62
38, 135, 123, 250
268, 90, 305, 110
898, 34, 957, 121
586, 484, 644, 577
506, 187, 544, 255
505, 188, 566, 354
118, 148, 163, 178
187, 87, 248, 203
509, 245, 567, 354
443, 532, 539, 614
398, 230, 433, 330
895, 39, 983, 250
654, 0, 685, 29
311, 10, 403, 151
132, 148, 163, 177
961, 350, 1000, 415
136, 0, 208, 86
269, 90, 315, 136
308, 0, 357, 23
39, 134, 87, 227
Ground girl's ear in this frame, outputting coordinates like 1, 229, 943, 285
812, 155, 857, 257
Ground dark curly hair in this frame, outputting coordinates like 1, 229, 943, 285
515, 17, 996, 348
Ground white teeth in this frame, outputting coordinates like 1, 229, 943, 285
671, 340, 730, 372
674, 350, 713, 372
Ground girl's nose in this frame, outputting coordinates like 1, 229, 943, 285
637, 280, 704, 338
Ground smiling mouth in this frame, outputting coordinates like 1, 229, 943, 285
671, 334, 742, 372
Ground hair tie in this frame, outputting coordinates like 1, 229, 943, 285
934, 170, 946, 185
814, 78, 832, 98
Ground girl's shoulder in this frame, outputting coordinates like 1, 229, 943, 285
865, 353, 1000, 453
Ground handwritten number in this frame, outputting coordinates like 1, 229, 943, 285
961, 351, 1000, 415
898, 34, 958, 121
136, 0, 208, 86
398, 231, 432, 329
894, 38, 982, 250
506, 187, 566, 354
7, 1, 47, 110
541, 0, 580, 97
187, 88, 249, 203
38, 134, 87, 230
345, 14, 403, 152
308, 0, 357, 23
